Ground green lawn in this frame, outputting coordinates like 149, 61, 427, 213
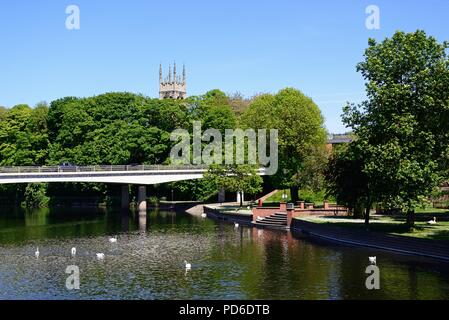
298, 212, 449, 241
264, 189, 331, 207
207, 205, 252, 216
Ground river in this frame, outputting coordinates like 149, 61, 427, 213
0, 207, 448, 300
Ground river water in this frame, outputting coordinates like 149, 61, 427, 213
0, 207, 448, 300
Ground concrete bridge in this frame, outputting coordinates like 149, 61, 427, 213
0, 165, 267, 210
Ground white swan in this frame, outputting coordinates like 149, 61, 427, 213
201, 213, 207, 218
369, 256, 376, 265
96, 253, 105, 260
35, 247, 39, 259
71, 247, 76, 257
109, 236, 117, 243
427, 217, 437, 225
184, 260, 191, 270
234, 222, 239, 228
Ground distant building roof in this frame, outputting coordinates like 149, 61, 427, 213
327, 134, 353, 144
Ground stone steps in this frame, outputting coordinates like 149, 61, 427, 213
253, 212, 289, 230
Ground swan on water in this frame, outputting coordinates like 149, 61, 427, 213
109, 236, 117, 243
234, 222, 239, 228
35, 247, 39, 259
184, 260, 191, 270
201, 213, 207, 218
369, 256, 376, 265
71, 247, 76, 257
96, 253, 105, 260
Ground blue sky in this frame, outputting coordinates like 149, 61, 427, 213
0, 0, 448, 133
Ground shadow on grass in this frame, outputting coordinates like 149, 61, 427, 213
323, 221, 421, 234
389, 212, 449, 222
427, 229, 449, 241
320, 220, 449, 241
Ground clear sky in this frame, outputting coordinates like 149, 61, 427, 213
0, 0, 448, 133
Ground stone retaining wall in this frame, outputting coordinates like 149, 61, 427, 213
291, 219, 449, 262
203, 206, 253, 226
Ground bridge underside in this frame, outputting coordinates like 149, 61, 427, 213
0, 171, 205, 185
0, 166, 265, 208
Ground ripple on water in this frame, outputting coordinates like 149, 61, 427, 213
1, 211, 449, 300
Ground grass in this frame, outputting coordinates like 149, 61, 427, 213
415, 207, 449, 214
208, 204, 252, 216
264, 189, 292, 203
264, 189, 332, 207
298, 211, 449, 241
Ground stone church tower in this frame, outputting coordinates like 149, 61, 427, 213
159, 63, 186, 99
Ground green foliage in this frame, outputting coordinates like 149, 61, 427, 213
47, 92, 188, 165
241, 88, 328, 201
342, 30, 449, 225
187, 89, 236, 133
23, 183, 49, 208
169, 179, 218, 202
204, 164, 263, 206
0, 103, 49, 166
0, 87, 327, 206
325, 143, 369, 217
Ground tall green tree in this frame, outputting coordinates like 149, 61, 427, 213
241, 88, 327, 202
343, 30, 449, 226
0, 103, 49, 166
325, 142, 370, 221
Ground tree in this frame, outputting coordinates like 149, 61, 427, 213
240, 88, 327, 202
325, 142, 370, 221
227, 91, 251, 116
0, 103, 49, 166
187, 89, 236, 133
343, 30, 449, 227
204, 164, 263, 207
24, 183, 49, 208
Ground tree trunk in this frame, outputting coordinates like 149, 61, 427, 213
239, 191, 243, 207
364, 198, 371, 227
406, 209, 415, 227
290, 186, 299, 203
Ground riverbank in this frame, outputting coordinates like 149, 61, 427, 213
291, 218, 449, 262
300, 214, 449, 241
203, 205, 253, 226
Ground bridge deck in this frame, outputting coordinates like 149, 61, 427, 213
0, 165, 266, 185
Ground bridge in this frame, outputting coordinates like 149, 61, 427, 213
0, 165, 267, 210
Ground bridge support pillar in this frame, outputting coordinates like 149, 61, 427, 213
138, 186, 147, 212
218, 187, 225, 203
121, 185, 129, 209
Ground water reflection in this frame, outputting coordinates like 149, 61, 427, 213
138, 212, 147, 233
0, 207, 448, 300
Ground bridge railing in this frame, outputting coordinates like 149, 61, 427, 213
0, 164, 211, 174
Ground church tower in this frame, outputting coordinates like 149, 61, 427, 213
159, 63, 187, 99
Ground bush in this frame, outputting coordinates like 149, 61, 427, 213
23, 183, 49, 208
